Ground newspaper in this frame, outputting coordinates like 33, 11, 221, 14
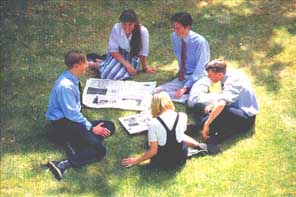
82, 78, 156, 111
119, 112, 152, 135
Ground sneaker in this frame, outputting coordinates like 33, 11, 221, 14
47, 160, 70, 181
47, 161, 63, 181
187, 147, 207, 158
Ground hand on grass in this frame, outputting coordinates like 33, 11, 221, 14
143, 66, 157, 73
121, 157, 138, 168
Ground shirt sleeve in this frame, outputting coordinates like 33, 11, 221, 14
219, 76, 242, 104
171, 33, 178, 58
139, 25, 149, 56
176, 112, 188, 143
147, 120, 158, 142
184, 38, 210, 88
58, 86, 92, 130
108, 24, 120, 53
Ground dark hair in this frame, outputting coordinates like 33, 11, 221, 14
205, 59, 227, 74
171, 12, 192, 27
120, 9, 141, 57
64, 50, 86, 69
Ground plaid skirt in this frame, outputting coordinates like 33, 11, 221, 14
99, 51, 140, 80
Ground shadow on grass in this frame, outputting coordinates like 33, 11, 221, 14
1, 0, 295, 195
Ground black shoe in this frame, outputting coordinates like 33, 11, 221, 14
47, 160, 70, 181
199, 143, 221, 155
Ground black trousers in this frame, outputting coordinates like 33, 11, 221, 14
49, 118, 115, 168
194, 103, 256, 144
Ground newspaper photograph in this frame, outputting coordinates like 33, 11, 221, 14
82, 78, 156, 111
119, 112, 152, 135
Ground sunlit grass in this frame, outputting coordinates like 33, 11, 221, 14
1, 0, 296, 196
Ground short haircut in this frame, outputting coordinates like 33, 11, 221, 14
171, 12, 192, 27
64, 50, 86, 69
205, 59, 227, 74
151, 91, 175, 118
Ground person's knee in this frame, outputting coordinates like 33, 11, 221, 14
96, 145, 107, 158
187, 98, 196, 108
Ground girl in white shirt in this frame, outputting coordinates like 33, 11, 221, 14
90, 9, 156, 80
121, 91, 200, 169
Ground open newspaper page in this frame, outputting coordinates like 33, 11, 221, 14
117, 81, 156, 110
119, 112, 152, 134
82, 78, 156, 111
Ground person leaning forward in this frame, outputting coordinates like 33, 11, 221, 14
193, 59, 259, 145
45, 50, 115, 181
154, 12, 210, 103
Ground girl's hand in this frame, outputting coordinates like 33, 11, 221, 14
143, 66, 157, 73
121, 157, 138, 168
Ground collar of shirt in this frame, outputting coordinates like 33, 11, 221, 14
182, 30, 194, 43
64, 70, 80, 86
119, 23, 132, 52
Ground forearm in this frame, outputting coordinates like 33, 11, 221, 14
139, 55, 148, 71
111, 52, 131, 68
204, 101, 226, 127
135, 148, 157, 164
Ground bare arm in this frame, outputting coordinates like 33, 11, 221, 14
139, 55, 156, 73
111, 52, 137, 75
183, 134, 199, 148
121, 141, 158, 168
202, 100, 226, 139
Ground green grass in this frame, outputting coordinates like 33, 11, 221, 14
1, 0, 296, 196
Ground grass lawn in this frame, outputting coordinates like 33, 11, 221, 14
1, 0, 296, 196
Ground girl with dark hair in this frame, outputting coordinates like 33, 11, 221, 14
90, 9, 156, 80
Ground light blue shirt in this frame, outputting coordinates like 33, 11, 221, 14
46, 70, 92, 130
171, 30, 210, 89
219, 70, 259, 117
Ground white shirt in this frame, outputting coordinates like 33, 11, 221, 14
148, 110, 187, 146
108, 23, 149, 56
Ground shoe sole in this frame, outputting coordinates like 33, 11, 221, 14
48, 161, 63, 181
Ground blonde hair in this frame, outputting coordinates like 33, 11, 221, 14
151, 91, 175, 117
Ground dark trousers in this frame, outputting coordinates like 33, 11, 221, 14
150, 143, 188, 169
194, 103, 256, 144
49, 118, 115, 168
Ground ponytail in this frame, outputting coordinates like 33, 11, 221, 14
130, 22, 142, 57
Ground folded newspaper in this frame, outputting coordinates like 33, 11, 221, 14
119, 112, 152, 135
82, 78, 156, 111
